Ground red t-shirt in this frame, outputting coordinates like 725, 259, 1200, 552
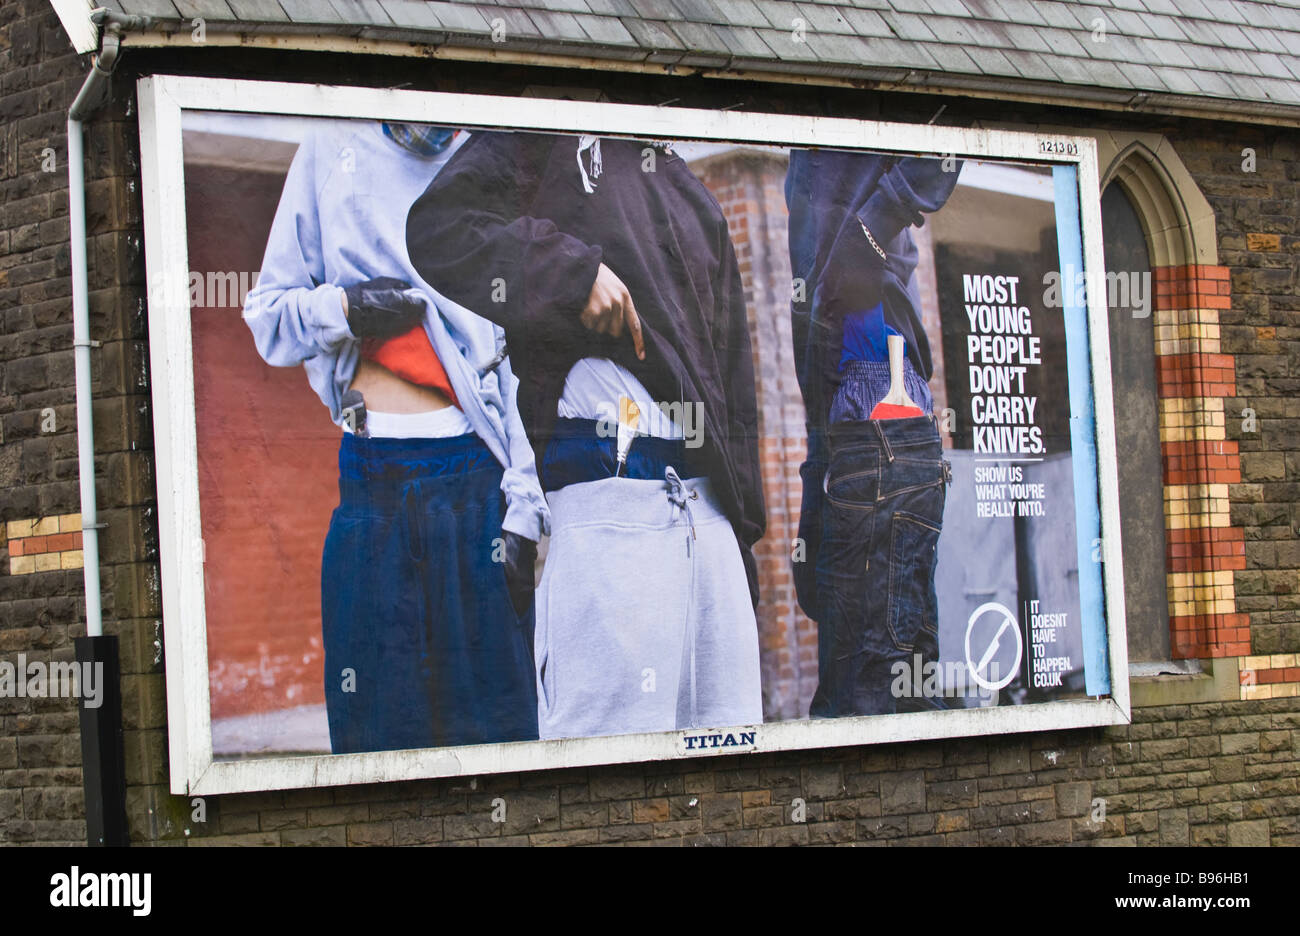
360, 325, 460, 408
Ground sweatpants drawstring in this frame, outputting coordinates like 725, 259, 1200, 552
665, 466, 697, 554
403, 481, 426, 563
576, 136, 602, 194
665, 466, 699, 727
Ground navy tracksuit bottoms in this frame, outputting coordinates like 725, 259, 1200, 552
321, 432, 538, 753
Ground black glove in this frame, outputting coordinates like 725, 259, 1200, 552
344, 277, 425, 340
502, 531, 538, 619
792, 459, 825, 623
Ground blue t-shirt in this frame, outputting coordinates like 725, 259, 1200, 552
839, 303, 901, 370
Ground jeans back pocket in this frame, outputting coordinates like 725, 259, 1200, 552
824, 450, 881, 508
885, 508, 943, 655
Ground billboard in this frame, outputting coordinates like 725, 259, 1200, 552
137, 76, 1130, 795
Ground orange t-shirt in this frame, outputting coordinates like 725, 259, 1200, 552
360, 324, 460, 408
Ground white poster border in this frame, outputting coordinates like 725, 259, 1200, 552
137, 75, 1130, 796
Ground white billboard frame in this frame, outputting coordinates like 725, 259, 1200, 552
136, 74, 1130, 796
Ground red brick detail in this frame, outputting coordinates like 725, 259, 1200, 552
19, 535, 46, 555
1243, 667, 1300, 685
1155, 352, 1236, 399
43, 532, 79, 552
7, 531, 81, 556
1165, 526, 1246, 573
1148, 264, 1249, 655
1153, 264, 1232, 311
1161, 439, 1241, 487
1170, 613, 1251, 659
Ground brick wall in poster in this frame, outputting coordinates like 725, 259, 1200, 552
694, 148, 819, 724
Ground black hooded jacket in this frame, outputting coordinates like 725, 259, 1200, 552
406, 130, 765, 605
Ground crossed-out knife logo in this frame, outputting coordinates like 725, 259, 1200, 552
964, 602, 1022, 692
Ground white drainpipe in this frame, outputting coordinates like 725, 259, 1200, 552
67, 11, 151, 637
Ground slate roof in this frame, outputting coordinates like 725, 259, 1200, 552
59, 0, 1300, 120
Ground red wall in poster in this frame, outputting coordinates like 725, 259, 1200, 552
186, 163, 337, 719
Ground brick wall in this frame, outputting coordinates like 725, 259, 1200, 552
2, 0, 87, 845
1192, 128, 1300, 700
1, 0, 162, 846
1, 0, 1297, 846
142, 699, 1300, 846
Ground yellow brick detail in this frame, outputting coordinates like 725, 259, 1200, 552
10, 555, 35, 575
32, 517, 59, 537
34, 552, 61, 572
1158, 398, 1226, 444
1168, 599, 1236, 617
60, 550, 84, 570
1169, 570, 1238, 592
1153, 321, 1222, 355
1155, 308, 1218, 328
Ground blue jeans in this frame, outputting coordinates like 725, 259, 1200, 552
810, 414, 949, 717
321, 433, 537, 753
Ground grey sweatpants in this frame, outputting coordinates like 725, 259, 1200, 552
535, 473, 763, 740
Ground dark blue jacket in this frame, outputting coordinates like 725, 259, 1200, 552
786, 151, 959, 621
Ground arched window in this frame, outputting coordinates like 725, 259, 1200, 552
1096, 134, 1243, 683
1101, 180, 1167, 662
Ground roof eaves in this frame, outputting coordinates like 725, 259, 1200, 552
98, 16, 1300, 128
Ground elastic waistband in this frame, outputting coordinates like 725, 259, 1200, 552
545, 473, 728, 531
832, 359, 935, 421
541, 417, 704, 492
837, 359, 930, 383
345, 406, 473, 439
338, 431, 497, 486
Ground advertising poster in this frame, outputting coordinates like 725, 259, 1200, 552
140, 79, 1127, 792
